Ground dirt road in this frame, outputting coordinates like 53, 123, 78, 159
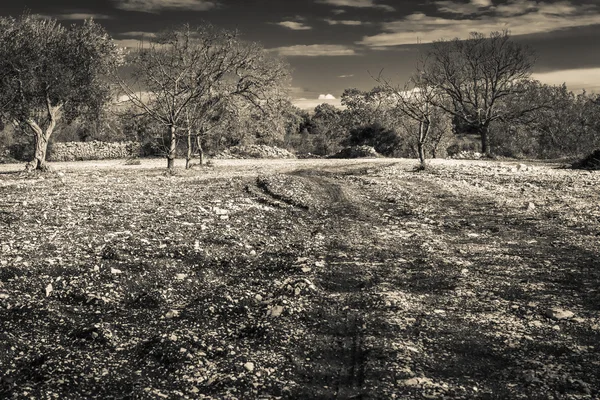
251, 162, 600, 399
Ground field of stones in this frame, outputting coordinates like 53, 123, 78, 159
0, 157, 599, 399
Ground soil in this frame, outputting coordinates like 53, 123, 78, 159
0, 157, 599, 399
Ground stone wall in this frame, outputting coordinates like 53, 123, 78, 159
48, 141, 140, 162
213, 145, 296, 159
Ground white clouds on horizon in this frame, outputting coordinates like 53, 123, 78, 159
359, 1, 600, 47
276, 21, 313, 30
533, 68, 600, 92
114, 39, 153, 48
325, 18, 365, 26
317, 0, 394, 12
271, 44, 356, 57
112, 0, 218, 13
293, 97, 343, 110
40, 13, 113, 20
118, 31, 157, 38
318, 94, 337, 99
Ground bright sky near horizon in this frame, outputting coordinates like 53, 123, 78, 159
3, 0, 600, 109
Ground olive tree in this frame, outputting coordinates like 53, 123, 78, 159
0, 15, 119, 170
419, 31, 538, 156
114, 24, 289, 169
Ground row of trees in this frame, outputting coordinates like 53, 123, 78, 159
0, 15, 290, 170
0, 15, 598, 170
286, 31, 600, 167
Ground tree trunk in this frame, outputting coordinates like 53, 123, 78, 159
197, 135, 205, 166
417, 121, 427, 169
185, 129, 193, 169
167, 125, 177, 169
480, 125, 492, 157
417, 142, 426, 169
27, 119, 54, 171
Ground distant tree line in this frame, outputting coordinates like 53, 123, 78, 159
0, 15, 599, 170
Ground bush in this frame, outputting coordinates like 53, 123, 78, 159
345, 124, 402, 157
572, 149, 600, 170
329, 145, 381, 159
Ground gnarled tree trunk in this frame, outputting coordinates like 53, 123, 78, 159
26, 113, 56, 171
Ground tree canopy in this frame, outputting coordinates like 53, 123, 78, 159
0, 15, 119, 170
419, 31, 537, 156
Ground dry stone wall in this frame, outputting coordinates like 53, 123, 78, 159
48, 141, 140, 162
213, 145, 296, 159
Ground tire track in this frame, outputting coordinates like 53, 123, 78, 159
264, 170, 384, 399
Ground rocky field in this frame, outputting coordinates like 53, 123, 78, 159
0, 158, 599, 399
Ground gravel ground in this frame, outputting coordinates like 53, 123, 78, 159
0, 157, 598, 399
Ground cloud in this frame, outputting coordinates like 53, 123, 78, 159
271, 44, 356, 56
317, 0, 394, 12
533, 68, 600, 92
324, 18, 365, 26
338, 74, 354, 78
112, 0, 218, 13
435, 0, 493, 15
436, 0, 587, 16
276, 21, 312, 30
319, 94, 337, 99
293, 97, 343, 110
116, 91, 155, 104
40, 13, 113, 20
118, 31, 157, 38
114, 39, 154, 48
359, 2, 600, 47
332, 9, 346, 14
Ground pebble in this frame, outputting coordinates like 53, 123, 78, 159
545, 307, 575, 320
268, 305, 284, 318
244, 362, 255, 373
529, 320, 544, 328
403, 377, 435, 387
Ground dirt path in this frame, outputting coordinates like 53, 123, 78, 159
253, 163, 600, 399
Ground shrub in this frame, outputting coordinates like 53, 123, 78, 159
572, 149, 600, 170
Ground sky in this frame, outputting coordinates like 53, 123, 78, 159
2, 0, 600, 109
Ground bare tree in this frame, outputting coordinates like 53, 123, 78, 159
419, 31, 537, 156
376, 74, 447, 169
0, 15, 119, 170
114, 24, 289, 169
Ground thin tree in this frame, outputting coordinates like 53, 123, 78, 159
113, 23, 289, 169
419, 31, 538, 157
377, 74, 442, 169
0, 15, 119, 170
